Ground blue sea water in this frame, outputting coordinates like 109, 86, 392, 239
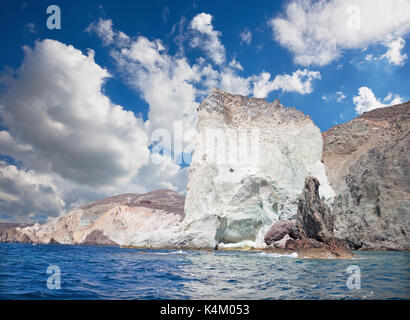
0, 243, 409, 299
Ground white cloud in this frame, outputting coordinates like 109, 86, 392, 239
270, 0, 410, 66
0, 40, 164, 221
252, 69, 321, 98
322, 90, 346, 103
0, 162, 65, 222
353, 86, 405, 114
228, 58, 243, 71
240, 28, 252, 45
86, 19, 129, 47
336, 91, 346, 102
190, 13, 226, 65
86, 18, 116, 45
381, 37, 408, 65
362, 37, 407, 65
0, 40, 150, 187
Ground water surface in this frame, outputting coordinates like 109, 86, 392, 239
0, 243, 409, 299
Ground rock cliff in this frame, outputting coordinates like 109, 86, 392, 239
184, 88, 334, 249
1, 190, 184, 246
323, 101, 410, 250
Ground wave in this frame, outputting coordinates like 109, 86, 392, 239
258, 252, 298, 258
147, 250, 187, 255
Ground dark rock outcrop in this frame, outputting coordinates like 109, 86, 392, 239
323, 101, 410, 250
264, 220, 298, 245
83, 230, 117, 246
48, 238, 60, 245
264, 176, 353, 258
296, 176, 334, 242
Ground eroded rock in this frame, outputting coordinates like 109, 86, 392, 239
264, 220, 297, 245
296, 176, 334, 241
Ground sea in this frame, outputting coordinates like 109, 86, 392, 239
0, 243, 409, 299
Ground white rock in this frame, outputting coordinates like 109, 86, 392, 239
183, 89, 334, 249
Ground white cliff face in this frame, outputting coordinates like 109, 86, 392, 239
17, 190, 184, 246
183, 89, 334, 249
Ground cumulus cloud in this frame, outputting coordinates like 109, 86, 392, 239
0, 40, 150, 187
0, 40, 167, 221
0, 162, 65, 222
353, 86, 405, 114
190, 13, 226, 65
240, 28, 252, 45
270, 0, 410, 66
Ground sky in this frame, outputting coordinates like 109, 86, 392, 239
0, 0, 409, 222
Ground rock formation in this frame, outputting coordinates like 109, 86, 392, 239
0, 190, 184, 246
0, 227, 32, 243
265, 176, 353, 258
322, 101, 410, 250
296, 176, 334, 241
183, 88, 334, 249
264, 220, 298, 245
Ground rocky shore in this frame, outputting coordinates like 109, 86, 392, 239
264, 177, 353, 259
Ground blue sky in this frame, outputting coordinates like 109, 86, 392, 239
0, 0, 409, 222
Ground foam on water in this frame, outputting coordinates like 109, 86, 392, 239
258, 252, 299, 258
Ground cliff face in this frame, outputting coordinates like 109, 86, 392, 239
4, 190, 184, 246
323, 101, 410, 250
184, 89, 334, 248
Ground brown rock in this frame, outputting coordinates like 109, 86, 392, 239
48, 238, 60, 245
264, 220, 297, 245
284, 237, 353, 258
296, 176, 334, 241
83, 230, 117, 246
